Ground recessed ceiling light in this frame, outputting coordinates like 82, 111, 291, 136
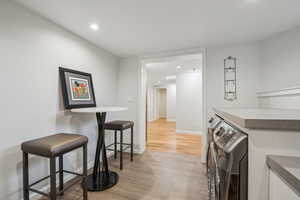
177, 66, 181, 69
90, 23, 99, 31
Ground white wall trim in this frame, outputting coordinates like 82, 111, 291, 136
257, 85, 300, 98
167, 118, 176, 122
140, 47, 206, 62
176, 129, 202, 135
138, 47, 207, 162
201, 48, 208, 163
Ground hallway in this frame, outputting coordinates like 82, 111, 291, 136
147, 118, 202, 156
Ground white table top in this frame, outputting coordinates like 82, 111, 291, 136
71, 106, 128, 113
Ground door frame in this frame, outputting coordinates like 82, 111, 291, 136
137, 48, 208, 163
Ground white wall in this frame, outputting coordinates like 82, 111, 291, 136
259, 27, 300, 92
258, 27, 300, 110
166, 84, 176, 122
206, 43, 260, 118
116, 57, 142, 151
0, 1, 119, 199
176, 71, 203, 133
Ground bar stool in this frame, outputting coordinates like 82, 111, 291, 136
104, 120, 134, 170
21, 133, 88, 200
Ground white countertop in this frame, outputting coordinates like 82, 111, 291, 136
214, 108, 300, 130
71, 106, 128, 113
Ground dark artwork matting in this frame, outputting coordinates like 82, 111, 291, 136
59, 67, 96, 109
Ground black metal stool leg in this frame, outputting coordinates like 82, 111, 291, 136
83, 144, 88, 200
131, 127, 133, 162
50, 157, 56, 200
114, 130, 117, 159
102, 140, 110, 182
120, 130, 123, 170
93, 112, 104, 181
23, 152, 29, 200
59, 155, 64, 195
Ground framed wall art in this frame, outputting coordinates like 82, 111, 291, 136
59, 67, 96, 109
224, 56, 237, 101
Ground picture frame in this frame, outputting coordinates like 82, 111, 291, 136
59, 67, 96, 109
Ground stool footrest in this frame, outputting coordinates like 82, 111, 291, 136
29, 170, 59, 187
29, 188, 50, 197
63, 170, 83, 177
28, 170, 84, 197
58, 177, 82, 195
106, 143, 131, 148
106, 146, 131, 152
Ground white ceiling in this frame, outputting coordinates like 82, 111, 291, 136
14, 0, 300, 57
146, 54, 202, 86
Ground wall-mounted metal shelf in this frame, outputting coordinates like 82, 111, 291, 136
224, 56, 237, 101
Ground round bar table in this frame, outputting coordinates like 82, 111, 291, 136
71, 106, 128, 191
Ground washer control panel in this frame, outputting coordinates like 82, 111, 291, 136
213, 121, 247, 153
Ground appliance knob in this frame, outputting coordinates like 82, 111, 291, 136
216, 127, 225, 136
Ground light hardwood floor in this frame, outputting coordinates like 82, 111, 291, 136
147, 118, 202, 156
40, 151, 208, 200
38, 119, 206, 200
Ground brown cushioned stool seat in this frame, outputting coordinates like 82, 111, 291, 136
21, 133, 88, 200
22, 133, 88, 157
104, 120, 134, 130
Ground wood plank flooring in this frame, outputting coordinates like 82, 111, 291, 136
40, 151, 208, 200
38, 119, 206, 200
147, 118, 202, 156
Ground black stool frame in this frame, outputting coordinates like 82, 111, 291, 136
23, 144, 88, 200
105, 127, 133, 170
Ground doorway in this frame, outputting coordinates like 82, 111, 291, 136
158, 88, 167, 119
143, 52, 205, 157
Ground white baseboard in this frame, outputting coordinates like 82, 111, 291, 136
176, 129, 202, 135
167, 118, 176, 122
133, 148, 145, 154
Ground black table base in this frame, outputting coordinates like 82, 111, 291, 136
86, 112, 119, 192
85, 172, 118, 191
